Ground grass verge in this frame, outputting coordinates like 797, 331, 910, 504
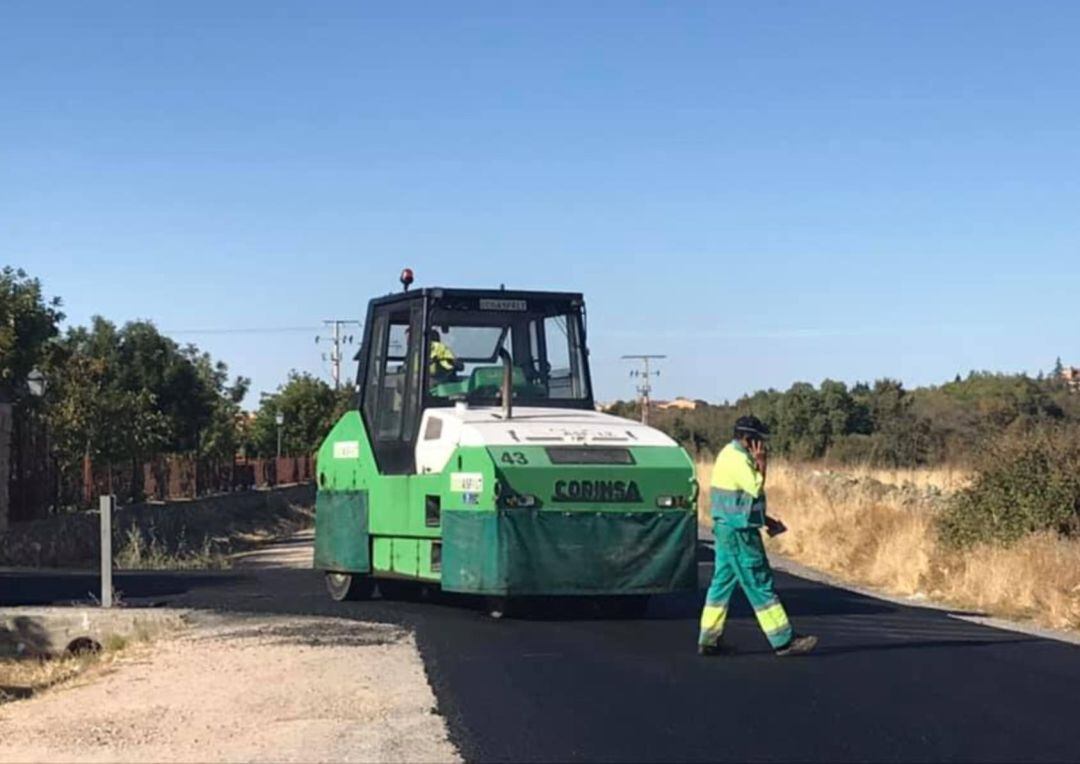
112, 499, 316, 570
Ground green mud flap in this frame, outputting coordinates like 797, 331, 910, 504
313, 490, 370, 572
441, 509, 697, 595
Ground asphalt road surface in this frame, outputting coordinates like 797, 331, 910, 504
5, 537, 1080, 763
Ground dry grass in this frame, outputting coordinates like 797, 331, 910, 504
696, 460, 1080, 631
115, 526, 231, 570
0, 620, 166, 705
0, 653, 107, 703
0, 639, 135, 705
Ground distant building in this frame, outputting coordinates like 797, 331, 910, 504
656, 397, 699, 411
1062, 366, 1080, 392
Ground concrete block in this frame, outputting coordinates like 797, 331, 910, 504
0, 607, 187, 658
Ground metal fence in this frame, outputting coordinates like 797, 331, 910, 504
12, 443, 314, 521
74, 454, 315, 508
8, 406, 51, 524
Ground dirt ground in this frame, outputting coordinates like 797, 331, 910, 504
0, 534, 460, 763
0, 613, 458, 763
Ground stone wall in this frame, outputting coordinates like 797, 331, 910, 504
0, 483, 315, 568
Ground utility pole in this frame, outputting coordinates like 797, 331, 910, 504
621, 354, 666, 426
317, 320, 361, 390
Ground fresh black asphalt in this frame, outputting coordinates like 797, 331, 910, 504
5, 542, 1080, 763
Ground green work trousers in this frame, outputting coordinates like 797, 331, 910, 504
698, 523, 793, 649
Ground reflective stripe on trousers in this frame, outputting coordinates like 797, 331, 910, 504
699, 604, 728, 645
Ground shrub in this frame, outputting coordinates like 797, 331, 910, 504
114, 524, 229, 570
938, 424, 1080, 547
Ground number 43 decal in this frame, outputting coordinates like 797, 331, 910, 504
500, 451, 528, 465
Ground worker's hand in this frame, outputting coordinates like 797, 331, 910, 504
749, 438, 768, 475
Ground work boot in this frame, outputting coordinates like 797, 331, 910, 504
774, 634, 817, 657
697, 641, 736, 657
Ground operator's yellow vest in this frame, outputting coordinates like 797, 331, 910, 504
429, 341, 455, 375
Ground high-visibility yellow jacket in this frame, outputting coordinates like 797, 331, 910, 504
710, 440, 766, 528
429, 340, 457, 376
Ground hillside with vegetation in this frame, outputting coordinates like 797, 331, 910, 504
614, 371, 1080, 467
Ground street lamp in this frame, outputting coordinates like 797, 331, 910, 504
27, 368, 47, 398
275, 411, 285, 458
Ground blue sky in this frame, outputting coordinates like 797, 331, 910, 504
4, 1, 1079, 407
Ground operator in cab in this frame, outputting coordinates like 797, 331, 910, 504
428, 329, 460, 383
698, 416, 817, 657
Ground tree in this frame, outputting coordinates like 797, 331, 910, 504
861, 379, 935, 466
184, 346, 249, 460
0, 267, 63, 399
250, 372, 350, 457
772, 382, 826, 458
45, 318, 247, 488
606, 399, 641, 421
47, 321, 166, 470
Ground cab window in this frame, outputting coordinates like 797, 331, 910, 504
425, 304, 591, 407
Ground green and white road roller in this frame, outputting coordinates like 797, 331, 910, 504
314, 271, 698, 614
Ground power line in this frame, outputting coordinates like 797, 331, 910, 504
164, 326, 320, 336
317, 320, 362, 390
621, 354, 666, 426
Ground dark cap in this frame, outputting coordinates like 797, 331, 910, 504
734, 415, 770, 440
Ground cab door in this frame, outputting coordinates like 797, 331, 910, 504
359, 298, 424, 475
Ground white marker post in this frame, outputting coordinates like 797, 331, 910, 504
100, 495, 114, 608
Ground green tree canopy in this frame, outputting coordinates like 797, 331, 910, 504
249, 372, 351, 458
0, 267, 64, 400
44, 318, 249, 472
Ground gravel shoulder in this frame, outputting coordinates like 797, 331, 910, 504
0, 536, 460, 763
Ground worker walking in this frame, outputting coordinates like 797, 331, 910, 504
698, 416, 817, 657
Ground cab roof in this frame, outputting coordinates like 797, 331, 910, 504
368, 287, 585, 309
